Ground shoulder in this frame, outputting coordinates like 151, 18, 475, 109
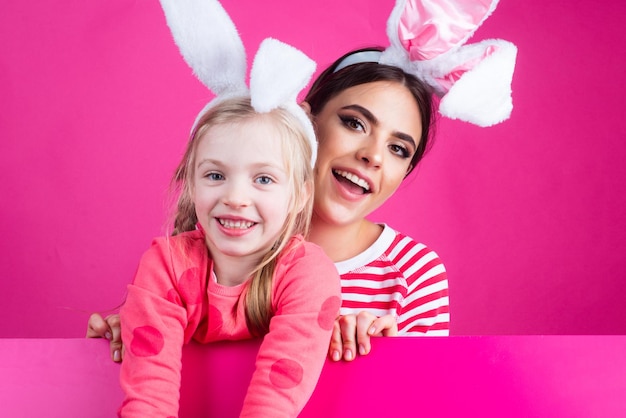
382, 225, 445, 270
142, 229, 207, 268
279, 235, 333, 265
150, 229, 204, 248
275, 235, 339, 285
132, 229, 209, 292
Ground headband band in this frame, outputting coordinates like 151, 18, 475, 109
333, 50, 382, 73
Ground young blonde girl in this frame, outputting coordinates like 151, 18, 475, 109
118, 97, 341, 417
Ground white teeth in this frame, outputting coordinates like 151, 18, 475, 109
334, 170, 370, 191
218, 219, 254, 229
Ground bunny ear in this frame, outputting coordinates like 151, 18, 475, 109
385, 0, 498, 63
250, 38, 318, 165
437, 39, 517, 126
250, 38, 316, 113
379, 0, 517, 127
158, 0, 319, 165
159, 0, 247, 97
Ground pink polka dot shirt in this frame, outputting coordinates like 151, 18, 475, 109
118, 230, 341, 417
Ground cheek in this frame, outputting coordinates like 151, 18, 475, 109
315, 126, 346, 162
380, 167, 408, 198
192, 187, 215, 213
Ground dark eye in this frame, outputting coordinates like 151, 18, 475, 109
339, 115, 365, 132
389, 143, 410, 159
255, 175, 273, 185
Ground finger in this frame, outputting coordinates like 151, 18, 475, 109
86, 313, 110, 339
381, 320, 398, 336
328, 319, 343, 362
368, 314, 398, 337
355, 312, 377, 356
338, 315, 357, 361
105, 314, 124, 363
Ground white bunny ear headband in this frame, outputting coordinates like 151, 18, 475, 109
335, 0, 517, 127
158, 0, 317, 164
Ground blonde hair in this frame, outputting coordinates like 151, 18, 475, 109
171, 96, 314, 336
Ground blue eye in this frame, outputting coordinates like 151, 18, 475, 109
206, 172, 224, 181
256, 176, 273, 185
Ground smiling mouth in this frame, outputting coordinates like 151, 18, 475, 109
332, 169, 371, 194
217, 219, 255, 229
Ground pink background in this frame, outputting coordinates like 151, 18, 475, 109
1, 0, 625, 338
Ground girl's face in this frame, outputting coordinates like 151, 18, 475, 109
192, 116, 292, 263
312, 81, 423, 227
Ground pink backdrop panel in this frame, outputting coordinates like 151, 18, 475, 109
1, 0, 625, 337
1, 337, 625, 417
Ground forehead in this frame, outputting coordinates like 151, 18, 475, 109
196, 115, 287, 162
336, 81, 419, 110
327, 81, 423, 138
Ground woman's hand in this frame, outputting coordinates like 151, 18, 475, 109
86, 313, 124, 362
328, 312, 398, 361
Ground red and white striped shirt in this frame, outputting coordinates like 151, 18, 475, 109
335, 224, 449, 335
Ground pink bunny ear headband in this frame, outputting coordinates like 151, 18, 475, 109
335, 0, 517, 127
159, 0, 317, 165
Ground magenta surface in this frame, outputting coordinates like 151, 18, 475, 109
1, 337, 624, 417
2, 0, 626, 339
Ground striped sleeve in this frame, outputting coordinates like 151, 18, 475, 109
390, 234, 450, 336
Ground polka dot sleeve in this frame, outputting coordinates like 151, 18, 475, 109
240, 240, 342, 418
118, 237, 201, 417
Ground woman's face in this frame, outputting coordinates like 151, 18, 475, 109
312, 81, 423, 227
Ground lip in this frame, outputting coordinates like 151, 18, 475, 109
330, 167, 375, 201
214, 215, 257, 237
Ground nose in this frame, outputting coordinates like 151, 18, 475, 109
221, 179, 251, 208
356, 138, 383, 168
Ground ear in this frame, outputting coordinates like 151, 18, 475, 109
299, 101, 318, 142
299, 101, 312, 119
295, 179, 313, 213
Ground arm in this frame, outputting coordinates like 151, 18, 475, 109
397, 246, 450, 336
118, 239, 190, 417
240, 242, 341, 418
327, 237, 449, 361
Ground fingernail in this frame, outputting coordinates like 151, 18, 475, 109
332, 350, 341, 362
113, 350, 121, 362
368, 326, 376, 335
344, 349, 353, 361
359, 344, 366, 355
105, 331, 112, 340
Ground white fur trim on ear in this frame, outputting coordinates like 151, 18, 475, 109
159, 0, 247, 97
250, 38, 316, 113
250, 38, 317, 165
439, 40, 517, 127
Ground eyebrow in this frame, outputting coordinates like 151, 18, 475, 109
196, 158, 221, 169
196, 158, 286, 173
340, 104, 417, 150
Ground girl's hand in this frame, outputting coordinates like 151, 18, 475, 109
86, 313, 124, 362
328, 312, 398, 362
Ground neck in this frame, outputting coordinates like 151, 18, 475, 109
308, 214, 382, 263
211, 252, 258, 287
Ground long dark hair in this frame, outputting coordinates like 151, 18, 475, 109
306, 47, 437, 174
